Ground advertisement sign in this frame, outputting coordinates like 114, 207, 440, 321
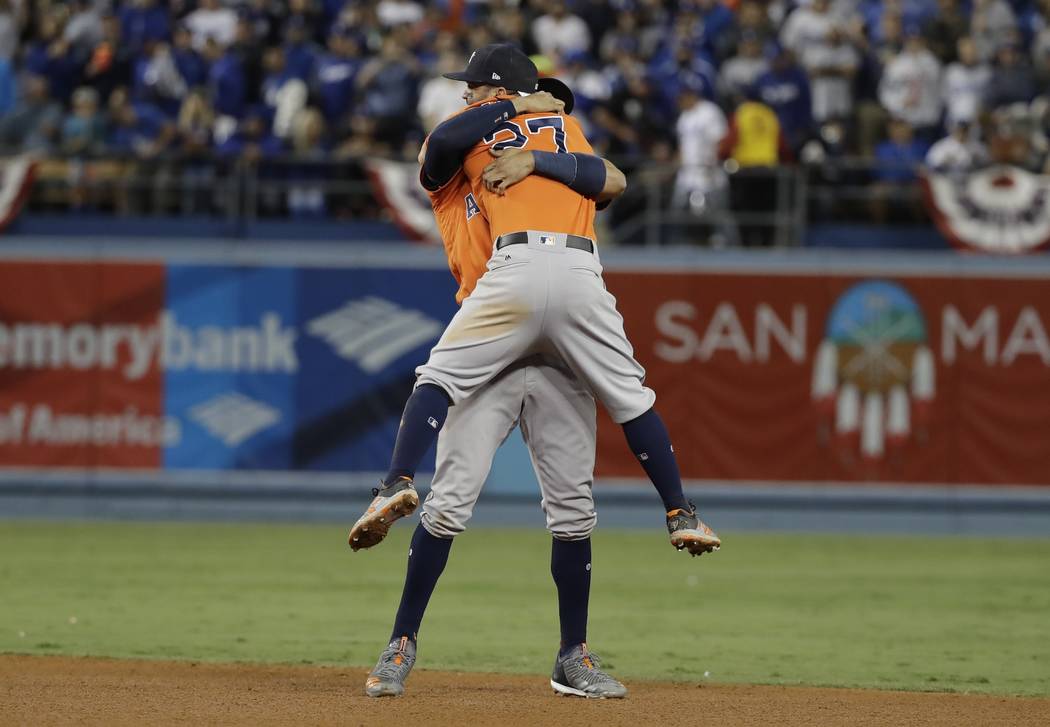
0, 259, 457, 473
597, 270, 1050, 485
0, 261, 166, 468
2, 251, 1049, 486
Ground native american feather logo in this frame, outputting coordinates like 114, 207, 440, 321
812, 281, 935, 463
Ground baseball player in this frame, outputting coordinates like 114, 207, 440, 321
362, 79, 630, 700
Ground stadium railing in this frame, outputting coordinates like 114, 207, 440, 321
7, 152, 933, 247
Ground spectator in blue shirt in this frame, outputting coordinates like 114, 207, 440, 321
61, 86, 106, 156
84, 14, 135, 103
60, 86, 108, 210
206, 40, 247, 119
286, 107, 331, 217
355, 36, 420, 148
0, 75, 63, 152
692, 0, 737, 62
592, 67, 675, 157
871, 117, 929, 222
313, 29, 363, 126
172, 24, 208, 90
261, 47, 293, 120
23, 16, 82, 104
753, 44, 813, 152
120, 0, 171, 54
106, 86, 175, 157
283, 16, 319, 82
230, 15, 265, 106
650, 41, 718, 113
260, 45, 308, 137
214, 106, 284, 162
874, 118, 929, 182
984, 43, 1037, 111
132, 41, 189, 117
861, 0, 937, 42
241, 0, 283, 46
320, 0, 348, 29
0, 57, 15, 116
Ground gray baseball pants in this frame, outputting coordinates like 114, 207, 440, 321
421, 355, 596, 541
416, 231, 656, 424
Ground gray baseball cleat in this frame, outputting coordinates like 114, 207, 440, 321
550, 643, 627, 699
349, 477, 419, 551
667, 501, 721, 556
364, 636, 416, 697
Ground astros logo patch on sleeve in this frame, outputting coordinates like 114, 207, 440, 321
464, 193, 480, 220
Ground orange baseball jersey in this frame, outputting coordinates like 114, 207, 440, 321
461, 97, 598, 242
425, 169, 491, 305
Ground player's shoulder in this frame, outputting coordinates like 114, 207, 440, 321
561, 113, 585, 133
514, 110, 586, 139
432, 97, 503, 129
425, 167, 468, 201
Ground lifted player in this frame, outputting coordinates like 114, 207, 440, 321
350, 44, 720, 559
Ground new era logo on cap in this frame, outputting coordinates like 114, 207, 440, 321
492, 72, 501, 80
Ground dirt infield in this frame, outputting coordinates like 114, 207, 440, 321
1, 656, 1047, 727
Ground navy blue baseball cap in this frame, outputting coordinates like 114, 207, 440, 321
536, 77, 575, 114
444, 43, 538, 93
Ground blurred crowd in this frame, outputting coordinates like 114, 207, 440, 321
2, 0, 1050, 230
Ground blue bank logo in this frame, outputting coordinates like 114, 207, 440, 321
189, 392, 282, 447
307, 297, 443, 374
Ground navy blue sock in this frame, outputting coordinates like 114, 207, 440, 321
385, 383, 450, 485
551, 537, 591, 654
621, 409, 690, 513
391, 523, 453, 642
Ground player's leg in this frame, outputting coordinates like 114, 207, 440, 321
518, 360, 626, 699
364, 366, 527, 697
356, 252, 543, 543
546, 251, 720, 556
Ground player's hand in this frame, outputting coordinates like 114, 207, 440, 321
482, 148, 535, 196
512, 91, 565, 116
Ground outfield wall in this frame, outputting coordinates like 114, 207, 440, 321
1, 238, 1049, 496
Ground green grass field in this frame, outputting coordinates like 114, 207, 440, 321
1, 521, 1047, 696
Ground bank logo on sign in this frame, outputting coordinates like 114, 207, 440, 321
812, 280, 935, 462
189, 392, 281, 447
307, 297, 442, 373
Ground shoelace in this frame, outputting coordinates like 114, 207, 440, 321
373, 477, 410, 498
570, 650, 618, 684
669, 500, 700, 527
372, 645, 410, 680
668, 512, 697, 531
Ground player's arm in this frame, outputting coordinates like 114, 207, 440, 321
481, 149, 627, 203
421, 92, 565, 191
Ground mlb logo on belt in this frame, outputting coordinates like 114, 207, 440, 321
539, 235, 556, 246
